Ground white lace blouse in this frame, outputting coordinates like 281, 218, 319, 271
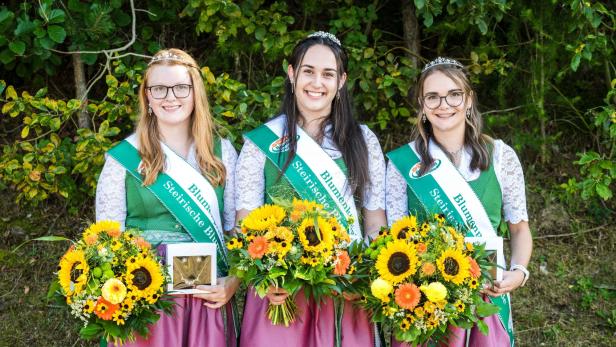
385, 139, 528, 225
235, 124, 386, 212
95, 138, 238, 232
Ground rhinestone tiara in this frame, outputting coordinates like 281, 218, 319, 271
149, 52, 189, 66
422, 57, 464, 73
308, 31, 341, 47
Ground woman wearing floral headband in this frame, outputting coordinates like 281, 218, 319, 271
96, 48, 240, 346
235, 32, 387, 346
385, 57, 532, 346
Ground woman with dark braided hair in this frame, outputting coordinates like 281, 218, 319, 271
235, 32, 387, 347
386, 57, 532, 346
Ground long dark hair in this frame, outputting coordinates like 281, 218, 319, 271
413, 62, 491, 175
278, 34, 369, 204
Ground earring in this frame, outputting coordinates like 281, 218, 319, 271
290, 79, 295, 94
148, 105, 153, 116
466, 108, 471, 119
335, 91, 340, 101
422, 113, 427, 123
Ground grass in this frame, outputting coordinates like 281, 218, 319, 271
1, 186, 615, 347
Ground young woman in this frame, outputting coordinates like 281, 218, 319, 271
235, 32, 387, 347
96, 48, 239, 347
385, 57, 532, 346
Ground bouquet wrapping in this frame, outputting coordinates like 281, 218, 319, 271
227, 199, 354, 326
354, 214, 499, 345
50, 220, 173, 343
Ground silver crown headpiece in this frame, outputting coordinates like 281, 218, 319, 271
308, 31, 341, 47
149, 52, 188, 65
422, 57, 464, 73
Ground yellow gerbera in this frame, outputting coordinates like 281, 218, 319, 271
297, 217, 334, 253
437, 248, 470, 284
101, 278, 127, 304
241, 204, 285, 232
390, 215, 418, 240
58, 249, 89, 296
125, 256, 164, 298
375, 240, 419, 284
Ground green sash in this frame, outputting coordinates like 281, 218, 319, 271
387, 142, 514, 347
107, 135, 229, 275
245, 115, 362, 242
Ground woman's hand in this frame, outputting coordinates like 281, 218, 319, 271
266, 286, 290, 305
481, 270, 525, 297
194, 276, 240, 309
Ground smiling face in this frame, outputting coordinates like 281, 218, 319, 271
288, 44, 346, 120
421, 70, 470, 135
146, 64, 194, 129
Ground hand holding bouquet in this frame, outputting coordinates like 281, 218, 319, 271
357, 214, 499, 345
227, 199, 353, 326
50, 220, 173, 343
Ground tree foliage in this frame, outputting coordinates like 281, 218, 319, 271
0, 0, 614, 213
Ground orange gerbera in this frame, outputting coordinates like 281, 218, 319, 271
106, 228, 121, 238
94, 296, 119, 320
421, 262, 436, 276
468, 257, 481, 278
84, 233, 98, 245
134, 236, 151, 250
248, 236, 269, 259
333, 250, 351, 275
395, 283, 421, 310
416, 242, 427, 253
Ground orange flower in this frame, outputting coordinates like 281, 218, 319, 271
84, 233, 98, 245
133, 236, 151, 250
416, 243, 427, 253
395, 283, 421, 310
94, 296, 118, 320
290, 210, 302, 222
247, 236, 269, 259
421, 262, 436, 276
333, 250, 351, 275
468, 257, 481, 278
106, 228, 121, 238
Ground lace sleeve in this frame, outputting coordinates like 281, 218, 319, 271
361, 125, 386, 210
386, 160, 409, 226
235, 139, 266, 211
221, 139, 238, 231
494, 140, 529, 223
95, 156, 127, 229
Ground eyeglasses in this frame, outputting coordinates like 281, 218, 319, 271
146, 84, 193, 99
422, 91, 464, 109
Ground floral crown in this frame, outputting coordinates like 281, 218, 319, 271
422, 57, 464, 73
149, 51, 197, 68
308, 31, 341, 47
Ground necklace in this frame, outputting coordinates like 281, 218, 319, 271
447, 147, 464, 166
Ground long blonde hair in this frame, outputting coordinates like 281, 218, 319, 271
136, 48, 225, 186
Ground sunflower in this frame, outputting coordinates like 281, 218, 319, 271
266, 226, 294, 244
120, 297, 134, 313
241, 204, 285, 231
420, 222, 431, 236
395, 283, 421, 310
468, 278, 479, 289
434, 214, 446, 225
83, 220, 121, 239
437, 249, 470, 284
329, 218, 349, 242
226, 237, 243, 250
297, 217, 334, 253
83, 299, 96, 314
391, 215, 418, 240
399, 318, 411, 331
112, 310, 127, 325
454, 300, 465, 312
125, 256, 164, 298
375, 240, 419, 284
58, 249, 89, 296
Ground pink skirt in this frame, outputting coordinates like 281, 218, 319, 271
240, 288, 376, 347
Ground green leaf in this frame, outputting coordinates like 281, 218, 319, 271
255, 27, 266, 41
423, 12, 433, 27
21, 126, 30, 138
47, 25, 66, 43
0, 48, 15, 64
48, 9, 66, 24
79, 323, 103, 340
476, 319, 489, 335
9, 40, 26, 55
596, 183, 613, 200
477, 19, 488, 35
476, 301, 500, 317
414, 0, 426, 10
571, 54, 581, 71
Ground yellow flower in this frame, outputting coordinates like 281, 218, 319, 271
420, 222, 431, 236
241, 204, 285, 231
437, 248, 470, 285
83, 299, 96, 314
370, 278, 393, 303
390, 215, 418, 240
125, 256, 164, 298
110, 239, 122, 251
291, 198, 322, 213
414, 306, 425, 318
399, 318, 411, 331
420, 282, 448, 303
112, 310, 126, 325
468, 278, 479, 289
83, 220, 121, 239
423, 301, 436, 314
226, 238, 243, 250
297, 217, 334, 253
375, 240, 419, 284
101, 278, 127, 304
265, 226, 294, 256
58, 249, 89, 296
120, 297, 134, 313
454, 300, 465, 312
383, 306, 398, 317
434, 214, 446, 225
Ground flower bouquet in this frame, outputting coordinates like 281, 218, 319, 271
49, 220, 173, 343
227, 198, 353, 326
356, 214, 499, 345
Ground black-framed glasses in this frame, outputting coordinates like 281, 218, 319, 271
146, 84, 193, 99
423, 91, 464, 109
